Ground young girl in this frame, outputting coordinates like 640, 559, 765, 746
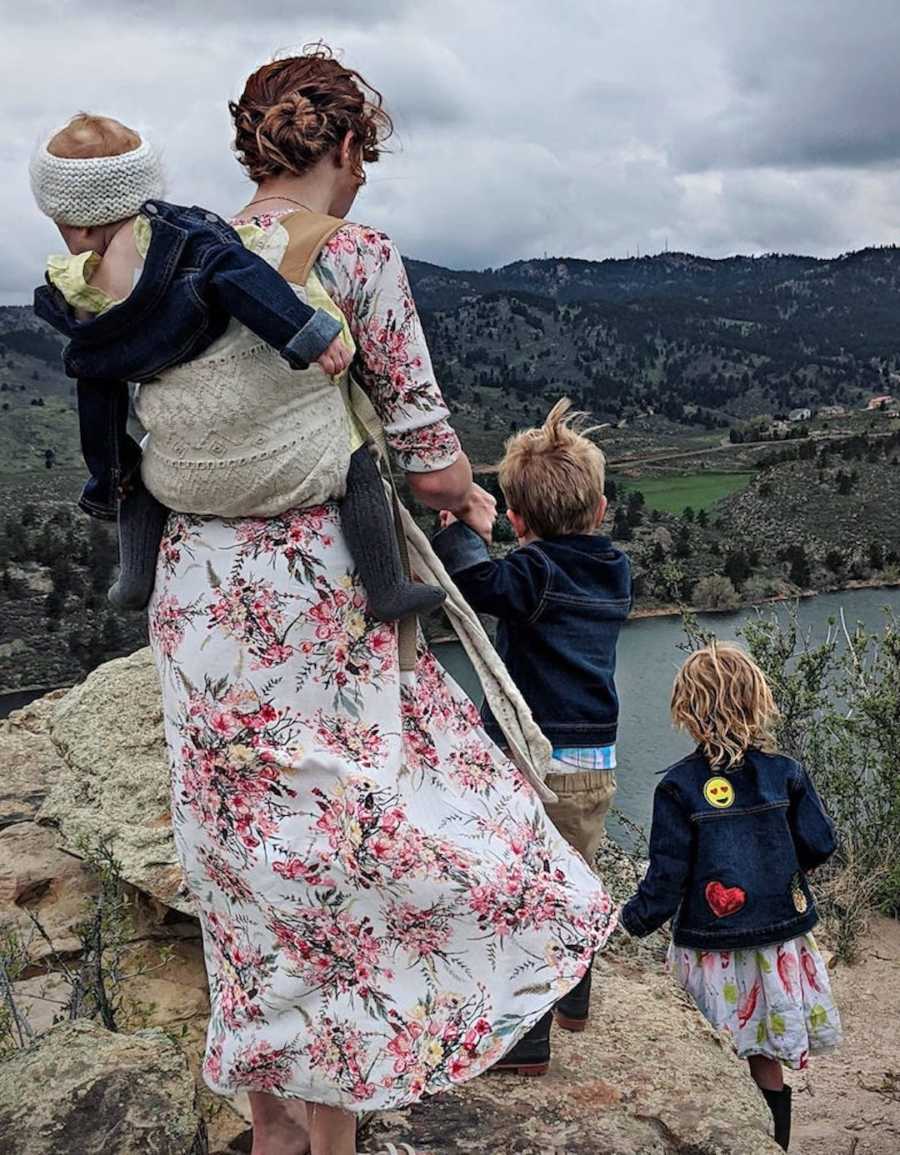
620, 643, 841, 1151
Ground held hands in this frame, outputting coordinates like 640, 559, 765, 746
440, 484, 497, 543
316, 335, 353, 377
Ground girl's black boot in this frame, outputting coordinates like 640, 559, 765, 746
762, 1085, 792, 1150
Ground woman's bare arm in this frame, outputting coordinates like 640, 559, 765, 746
406, 458, 496, 541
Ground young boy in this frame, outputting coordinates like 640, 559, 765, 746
432, 399, 632, 1072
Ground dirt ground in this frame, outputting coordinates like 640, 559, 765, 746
792, 916, 900, 1155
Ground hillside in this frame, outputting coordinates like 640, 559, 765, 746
3, 244, 900, 690
5, 243, 900, 477
407, 245, 900, 456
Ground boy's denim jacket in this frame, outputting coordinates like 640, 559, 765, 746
620, 748, 837, 950
33, 199, 341, 520
432, 522, 632, 748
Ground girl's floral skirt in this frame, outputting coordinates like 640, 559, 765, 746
149, 505, 616, 1111
668, 934, 842, 1069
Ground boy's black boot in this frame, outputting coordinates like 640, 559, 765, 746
556, 964, 592, 1032
762, 1086, 792, 1150
491, 1010, 552, 1076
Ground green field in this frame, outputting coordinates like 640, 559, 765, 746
619, 471, 754, 514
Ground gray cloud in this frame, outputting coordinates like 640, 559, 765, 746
3, 0, 900, 303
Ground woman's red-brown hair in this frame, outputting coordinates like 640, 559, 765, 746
229, 43, 393, 184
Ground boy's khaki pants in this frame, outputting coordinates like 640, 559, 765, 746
542, 769, 617, 868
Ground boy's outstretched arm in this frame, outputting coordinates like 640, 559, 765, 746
619, 783, 693, 938
432, 520, 549, 620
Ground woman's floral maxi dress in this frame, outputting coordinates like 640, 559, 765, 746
148, 217, 617, 1111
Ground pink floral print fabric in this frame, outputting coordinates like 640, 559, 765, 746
668, 933, 842, 1069
151, 506, 615, 1109
148, 220, 616, 1110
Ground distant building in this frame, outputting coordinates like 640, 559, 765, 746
818, 405, 846, 418
866, 394, 895, 410
789, 408, 812, 422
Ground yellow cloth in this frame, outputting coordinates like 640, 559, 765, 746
45, 215, 152, 315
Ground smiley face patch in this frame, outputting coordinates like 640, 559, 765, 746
703, 777, 735, 808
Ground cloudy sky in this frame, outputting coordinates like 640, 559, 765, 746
3, 0, 900, 302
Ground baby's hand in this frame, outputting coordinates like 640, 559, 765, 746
439, 510, 458, 529
316, 335, 352, 377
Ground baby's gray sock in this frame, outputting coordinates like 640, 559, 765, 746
107, 479, 169, 611
342, 445, 445, 621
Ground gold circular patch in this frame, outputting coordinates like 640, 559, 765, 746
703, 776, 735, 808
791, 874, 809, 913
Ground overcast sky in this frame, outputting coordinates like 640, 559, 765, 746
3, 0, 900, 303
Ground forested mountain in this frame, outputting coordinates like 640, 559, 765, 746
407, 245, 900, 427
2, 243, 900, 479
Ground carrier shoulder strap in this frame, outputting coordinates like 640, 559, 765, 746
276, 211, 345, 285
276, 211, 420, 674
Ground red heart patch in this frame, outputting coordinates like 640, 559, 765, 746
705, 881, 746, 918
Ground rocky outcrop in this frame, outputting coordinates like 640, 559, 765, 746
0, 690, 68, 830
0, 1019, 207, 1155
42, 648, 192, 915
0, 661, 783, 1155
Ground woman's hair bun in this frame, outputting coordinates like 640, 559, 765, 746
259, 93, 328, 149
230, 44, 393, 183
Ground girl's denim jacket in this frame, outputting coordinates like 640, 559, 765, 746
620, 748, 836, 950
33, 199, 341, 520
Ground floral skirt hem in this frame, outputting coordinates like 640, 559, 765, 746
668, 933, 841, 1070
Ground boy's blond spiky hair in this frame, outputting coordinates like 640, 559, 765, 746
498, 398, 606, 539
671, 642, 780, 769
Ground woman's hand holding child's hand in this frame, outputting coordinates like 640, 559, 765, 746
441, 484, 497, 543
316, 335, 353, 377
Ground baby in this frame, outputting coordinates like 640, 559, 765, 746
31, 114, 443, 620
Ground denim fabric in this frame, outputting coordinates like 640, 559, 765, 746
75, 379, 142, 519
432, 522, 632, 748
620, 748, 837, 950
34, 199, 342, 519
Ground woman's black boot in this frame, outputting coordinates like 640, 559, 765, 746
491, 1010, 553, 1076
762, 1086, 792, 1150
556, 965, 592, 1032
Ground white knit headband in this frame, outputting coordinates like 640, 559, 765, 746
30, 132, 164, 227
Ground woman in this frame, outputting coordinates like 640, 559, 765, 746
142, 47, 615, 1155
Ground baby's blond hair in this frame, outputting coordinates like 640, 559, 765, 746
671, 643, 779, 769
498, 399, 606, 539
47, 113, 141, 160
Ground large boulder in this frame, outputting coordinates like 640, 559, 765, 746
0, 691, 68, 831
0, 1019, 207, 1155
42, 648, 192, 914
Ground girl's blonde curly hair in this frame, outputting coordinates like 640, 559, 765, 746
671, 642, 779, 769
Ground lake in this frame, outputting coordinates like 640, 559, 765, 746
434, 585, 900, 837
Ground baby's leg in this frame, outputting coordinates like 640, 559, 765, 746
341, 445, 445, 621
108, 477, 169, 611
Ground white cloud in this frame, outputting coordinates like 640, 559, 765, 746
3, 0, 900, 302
